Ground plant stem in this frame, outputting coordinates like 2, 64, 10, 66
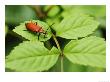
61, 55, 63, 72
52, 33, 63, 72
52, 34, 62, 53
33, 5, 46, 19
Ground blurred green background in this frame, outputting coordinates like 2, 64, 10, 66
5, 5, 106, 72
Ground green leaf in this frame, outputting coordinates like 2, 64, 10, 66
43, 6, 60, 17
54, 14, 99, 39
6, 41, 59, 72
49, 57, 87, 72
63, 57, 87, 72
5, 5, 37, 25
61, 5, 106, 27
62, 5, 106, 18
13, 20, 52, 41
46, 15, 61, 26
61, 5, 74, 10
86, 66, 105, 72
47, 6, 60, 17
64, 36, 106, 68
92, 29, 103, 37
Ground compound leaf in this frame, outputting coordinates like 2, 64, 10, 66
13, 20, 52, 41
54, 14, 99, 39
64, 36, 106, 68
6, 41, 59, 72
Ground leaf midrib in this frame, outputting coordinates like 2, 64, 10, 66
7, 53, 58, 62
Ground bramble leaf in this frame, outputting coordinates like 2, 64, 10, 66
64, 36, 106, 68
13, 20, 52, 41
6, 41, 59, 72
54, 14, 99, 39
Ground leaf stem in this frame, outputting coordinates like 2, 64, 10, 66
52, 33, 63, 72
61, 55, 63, 72
52, 33, 62, 53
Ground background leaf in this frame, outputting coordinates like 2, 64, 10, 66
5, 5, 37, 25
47, 6, 60, 17
61, 5, 106, 27
54, 14, 99, 39
6, 41, 59, 72
62, 5, 106, 18
13, 20, 52, 41
64, 36, 106, 68
86, 66, 105, 72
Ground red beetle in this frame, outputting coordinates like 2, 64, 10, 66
25, 21, 48, 40
25, 22, 45, 33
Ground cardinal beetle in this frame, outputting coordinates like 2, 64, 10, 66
25, 21, 49, 40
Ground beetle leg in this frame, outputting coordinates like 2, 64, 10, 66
35, 22, 37, 25
38, 27, 42, 32
38, 32, 40, 40
44, 34, 47, 38
23, 30, 27, 31
50, 23, 55, 28
44, 28, 48, 35
44, 23, 54, 34
43, 32, 47, 38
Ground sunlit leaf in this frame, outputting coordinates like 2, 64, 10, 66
64, 36, 106, 68
55, 14, 99, 39
6, 41, 59, 72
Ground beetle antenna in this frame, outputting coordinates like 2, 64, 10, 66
45, 23, 55, 33
42, 23, 55, 38
38, 32, 40, 40
30, 19, 33, 23
50, 23, 55, 27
